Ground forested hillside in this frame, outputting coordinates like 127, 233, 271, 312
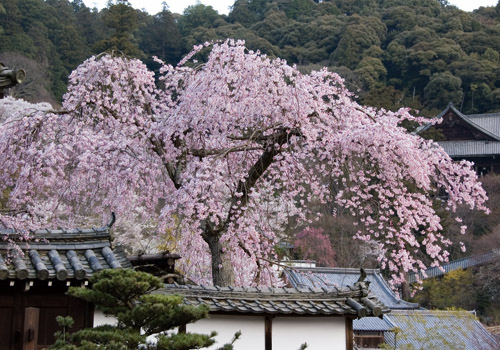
1, 0, 500, 114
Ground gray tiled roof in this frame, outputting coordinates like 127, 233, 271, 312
408, 248, 500, 283
467, 112, 500, 138
285, 267, 418, 310
438, 140, 500, 157
158, 282, 390, 317
383, 310, 500, 350
354, 315, 395, 331
0, 227, 132, 281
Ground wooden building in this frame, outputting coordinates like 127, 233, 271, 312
419, 103, 500, 175
0, 226, 131, 350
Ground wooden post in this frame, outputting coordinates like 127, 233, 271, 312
265, 316, 272, 350
345, 317, 354, 350
23, 307, 39, 350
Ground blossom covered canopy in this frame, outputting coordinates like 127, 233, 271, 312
0, 40, 488, 286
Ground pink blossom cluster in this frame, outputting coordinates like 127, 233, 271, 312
0, 40, 488, 287
294, 227, 336, 267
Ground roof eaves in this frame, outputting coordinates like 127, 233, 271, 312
158, 282, 390, 317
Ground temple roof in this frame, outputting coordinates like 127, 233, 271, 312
158, 281, 390, 317
418, 103, 500, 141
467, 112, 500, 138
383, 310, 500, 350
438, 140, 500, 157
284, 267, 418, 310
0, 226, 131, 281
408, 248, 500, 283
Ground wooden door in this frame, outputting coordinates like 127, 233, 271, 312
0, 282, 93, 350
23, 308, 39, 350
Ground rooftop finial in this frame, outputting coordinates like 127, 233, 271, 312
107, 212, 116, 228
357, 268, 367, 282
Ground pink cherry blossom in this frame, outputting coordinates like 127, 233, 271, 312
0, 40, 488, 287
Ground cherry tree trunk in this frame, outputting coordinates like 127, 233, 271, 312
205, 234, 235, 287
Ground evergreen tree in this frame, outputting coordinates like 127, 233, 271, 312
137, 6, 183, 65
49, 269, 238, 350
94, 0, 144, 58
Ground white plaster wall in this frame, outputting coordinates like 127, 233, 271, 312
92, 310, 346, 350
93, 310, 118, 327
186, 314, 265, 350
272, 317, 346, 350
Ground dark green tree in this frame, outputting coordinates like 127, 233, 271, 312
330, 15, 386, 69
137, 6, 182, 65
228, 0, 271, 26
424, 71, 463, 110
49, 269, 238, 350
72, 0, 106, 49
178, 4, 222, 36
94, 0, 144, 58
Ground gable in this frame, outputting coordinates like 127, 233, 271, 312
432, 110, 498, 141
419, 103, 500, 142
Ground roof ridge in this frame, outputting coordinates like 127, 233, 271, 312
162, 283, 360, 296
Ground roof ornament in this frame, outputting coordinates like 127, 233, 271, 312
0, 62, 26, 99
107, 212, 116, 228
357, 268, 367, 282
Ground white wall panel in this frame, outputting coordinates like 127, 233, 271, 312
187, 314, 265, 350
272, 317, 345, 350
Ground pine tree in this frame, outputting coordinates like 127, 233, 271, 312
49, 269, 238, 350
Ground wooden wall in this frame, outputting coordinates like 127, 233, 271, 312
0, 280, 93, 350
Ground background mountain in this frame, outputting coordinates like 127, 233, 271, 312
1, 0, 500, 115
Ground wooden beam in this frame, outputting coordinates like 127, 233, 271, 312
23, 307, 39, 350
